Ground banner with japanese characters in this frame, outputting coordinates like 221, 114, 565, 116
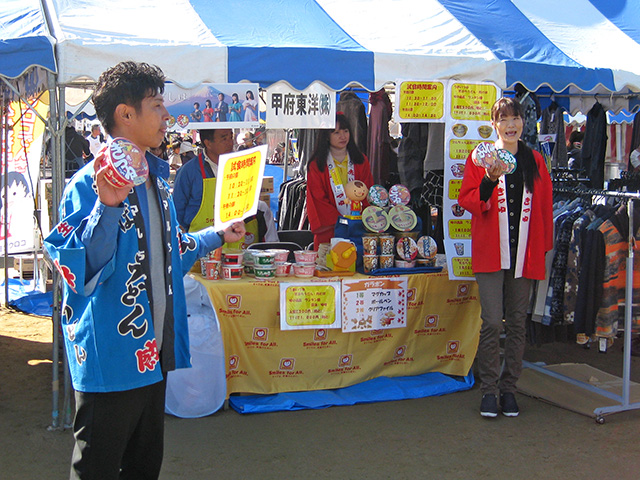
1, 92, 49, 255
163, 83, 260, 131
341, 277, 408, 332
214, 145, 267, 231
266, 82, 335, 129
443, 82, 500, 280
279, 282, 341, 330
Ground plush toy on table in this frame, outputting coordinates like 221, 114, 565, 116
344, 180, 368, 219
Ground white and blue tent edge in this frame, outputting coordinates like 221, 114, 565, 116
42, 0, 640, 97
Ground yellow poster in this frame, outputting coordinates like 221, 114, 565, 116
280, 282, 341, 330
450, 83, 497, 121
1, 92, 49, 255
395, 81, 445, 121
214, 144, 267, 230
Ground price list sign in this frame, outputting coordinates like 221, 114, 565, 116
341, 277, 408, 333
214, 144, 267, 230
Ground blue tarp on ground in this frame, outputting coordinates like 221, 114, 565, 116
229, 371, 474, 414
2, 278, 53, 317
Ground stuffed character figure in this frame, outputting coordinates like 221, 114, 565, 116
344, 180, 368, 218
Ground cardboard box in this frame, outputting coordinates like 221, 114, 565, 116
261, 176, 274, 194
260, 193, 271, 204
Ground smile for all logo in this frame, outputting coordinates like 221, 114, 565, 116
394, 345, 406, 359
447, 340, 460, 354
227, 294, 241, 308
314, 329, 327, 341
228, 355, 239, 370
280, 358, 295, 370
457, 284, 469, 297
407, 288, 416, 302
339, 354, 352, 367
253, 328, 268, 341
425, 315, 438, 328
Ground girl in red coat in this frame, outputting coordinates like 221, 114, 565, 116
306, 113, 374, 249
458, 97, 553, 418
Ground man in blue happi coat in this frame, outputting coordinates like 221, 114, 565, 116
44, 61, 245, 479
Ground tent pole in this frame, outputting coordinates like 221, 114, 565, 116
57, 85, 73, 429
47, 73, 66, 431
2, 88, 8, 306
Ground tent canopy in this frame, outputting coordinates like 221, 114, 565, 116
0, 0, 56, 85
46, 0, 640, 98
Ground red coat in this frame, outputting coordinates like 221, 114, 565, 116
306, 155, 374, 249
458, 149, 553, 280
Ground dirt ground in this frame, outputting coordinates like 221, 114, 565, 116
2, 306, 640, 480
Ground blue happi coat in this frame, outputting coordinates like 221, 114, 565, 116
44, 153, 220, 393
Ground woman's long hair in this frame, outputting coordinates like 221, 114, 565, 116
491, 97, 539, 192
311, 113, 365, 172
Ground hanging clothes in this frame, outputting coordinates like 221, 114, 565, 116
278, 178, 308, 231
296, 128, 320, 178
397, 123, 429, 195
628, 111, 640, 171
595, 205, 640, 338
515, 85, 541, 152
367, 88, 392, 186
540, 102, 568, 168
581, 102, 608, 189
337, 92, 368, 154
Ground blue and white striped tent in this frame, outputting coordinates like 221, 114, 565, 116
43, 0, 639, 96
3, 0, 640, 108
0, 0, 56, 96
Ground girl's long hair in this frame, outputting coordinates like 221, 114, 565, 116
311, 113, 365, 172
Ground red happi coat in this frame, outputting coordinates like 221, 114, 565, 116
458, 148, 553, 280
306, 155, 374, 248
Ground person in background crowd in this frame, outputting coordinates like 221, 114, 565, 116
149, 138, 169, 161
179, 138, 197, 165
214, 93, 228, 122
172, 128, 277, 246
64, 125, 92, 178
44, 61, 245, 480
190, 102, 203, 122
202, 99, 214, 122
169, 141, 182, 170
228, 93, 242, 121
567, 130, 584, 171
458, 97, 553, 419
306, 112, 374, 249
238, 131, 255, 150
86, 123, 105, 159
243, 90, 258, 122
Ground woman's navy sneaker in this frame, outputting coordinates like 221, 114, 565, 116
480, 394, 498, 418
500, 392, 520, 417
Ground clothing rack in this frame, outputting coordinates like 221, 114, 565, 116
524, 186, 640, 423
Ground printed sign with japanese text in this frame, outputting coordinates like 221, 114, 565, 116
341, 277, 408, 332
266, 82, 335, 129
214, 145, 267, 231
280, 282, 341, 330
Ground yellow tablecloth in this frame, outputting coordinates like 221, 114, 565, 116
195, 272, 481, 396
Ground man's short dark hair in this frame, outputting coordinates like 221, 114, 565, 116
92, 61, 165, 135
199, 129, 218, 143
